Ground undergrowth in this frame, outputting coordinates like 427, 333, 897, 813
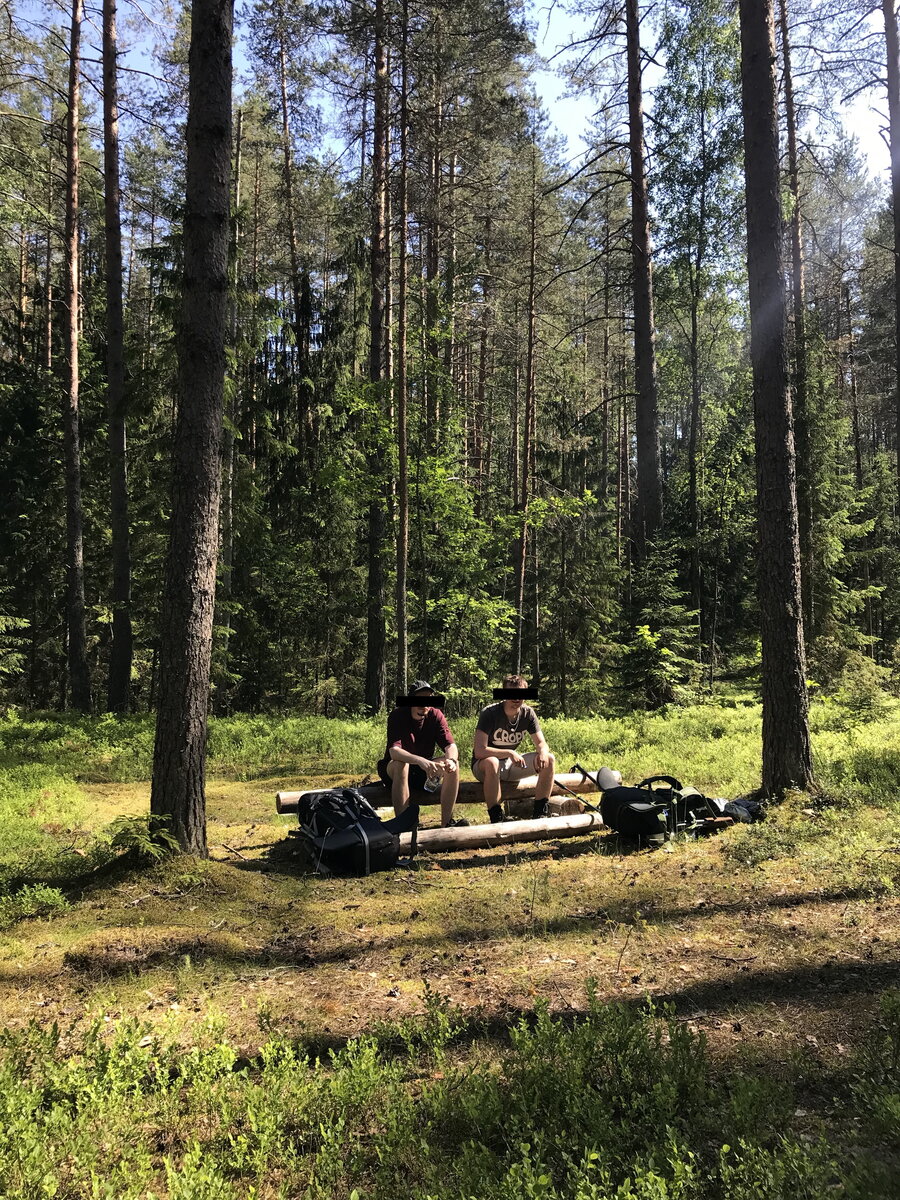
2, 698, 899, 891
0, 987, 896, 1199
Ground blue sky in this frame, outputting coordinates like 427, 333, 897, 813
529, 0, 891, 180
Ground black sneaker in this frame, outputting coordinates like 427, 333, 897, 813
532, 797, 550, 819
488, 804, 508, 824
443, 817, 470, 828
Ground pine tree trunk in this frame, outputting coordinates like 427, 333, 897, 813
687, 76, 709, 645
103, 0, 133, 713
63, 0, 92, 713
151, 0, 233, 854
779, 0, 813, 637
277, 23, 311, 452
625, 0, 661, 558
882, 0, 900, 504
364, 0, 388, 714
475, 214, 492, 515
44, 143, 53, 374
739, 0, 813, 795
17, 226, 26, 363
215, 105, 242, 716
395, 0, 410, 694
514, 176, 537, 674
844, 283, 864, 489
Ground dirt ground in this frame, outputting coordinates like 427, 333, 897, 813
2, 779, 898, 1073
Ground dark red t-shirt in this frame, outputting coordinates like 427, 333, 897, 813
378, 707, 455, 770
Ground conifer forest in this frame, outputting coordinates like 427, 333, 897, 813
1, 0, 898, 734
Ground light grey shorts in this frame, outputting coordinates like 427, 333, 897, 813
472, 751, 538, 782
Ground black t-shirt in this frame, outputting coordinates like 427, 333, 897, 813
472, 702, 540, 767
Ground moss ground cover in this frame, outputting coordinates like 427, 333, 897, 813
0, 698, 899, 1195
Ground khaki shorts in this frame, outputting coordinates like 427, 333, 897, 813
472, 751, 538, 782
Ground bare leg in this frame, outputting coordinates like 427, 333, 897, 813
535, 753, 557, 802
479, 756, 501, 813
386, 760, 410, 816
440, 768, 460, 826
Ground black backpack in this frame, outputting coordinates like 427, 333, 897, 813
292, 787, 417, 875
600, 775, 717, 840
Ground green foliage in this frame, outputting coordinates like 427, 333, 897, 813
834, 658, 892, 725
0, 600, 28, 689
103, 814, 180, 865
0, 882, 67, 928
854, 990, 900, 1145
619, 545, 701, 710
809, 640, 893, 728
0, 990, 895, 1197
620, 625, 698, 711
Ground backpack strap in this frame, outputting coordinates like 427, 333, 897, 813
636, 775, 683, 791
353, 821, 371, 876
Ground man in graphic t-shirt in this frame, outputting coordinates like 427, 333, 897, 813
377, 680, 466, 828
472, 674, 556, 823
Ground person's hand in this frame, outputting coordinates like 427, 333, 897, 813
510, 752, 526, 768
442, 757, 458, 773
534, 750, 548, 771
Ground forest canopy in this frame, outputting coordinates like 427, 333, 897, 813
0, 0, 898, 720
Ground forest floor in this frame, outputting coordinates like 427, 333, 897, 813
3, 702, 900, 1195
3, 748, 899, 1069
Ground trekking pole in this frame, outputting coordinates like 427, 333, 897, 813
572, 761, 600, 789
572, 762, 622, 791
555, 771, 602, 814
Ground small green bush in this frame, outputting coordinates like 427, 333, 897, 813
103, 814, 180, 865
0, 882, 67, 928
0, 989, 896, 1198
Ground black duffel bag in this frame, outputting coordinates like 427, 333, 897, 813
293, 787, 418, 875
600, 781, 673, 839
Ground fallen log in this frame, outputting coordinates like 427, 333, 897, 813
398, 811, 604, 852
505, 794, 586, 819
275, 771, 598, 815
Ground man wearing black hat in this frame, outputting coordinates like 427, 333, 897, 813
472, 674, 556, 823
376, 680, 466, 827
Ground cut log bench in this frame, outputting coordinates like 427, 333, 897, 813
274, 772, 606, 855
396, 812, 605, 852
275, 771, 599, 818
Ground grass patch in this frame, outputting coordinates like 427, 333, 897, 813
1, 700, 900, 1196
1, 988, 898, 1198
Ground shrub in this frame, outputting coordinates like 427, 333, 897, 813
0, 882, 67, 928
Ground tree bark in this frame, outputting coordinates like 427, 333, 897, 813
215, 104, 242, 716
63, 0, 92, 712
514, 165, 537, 674
738, 0, 813, 795
883, 0, 900, 505
364, 0, 389, 714
103, 0, 133, 713
778, 0, 813, 638
395, 0, 409, 694
44, 141, 53, 375
151, 0, 234, 854
625, 0, 661, 559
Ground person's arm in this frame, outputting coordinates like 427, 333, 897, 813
531, 729, 551, 770
435, 741, 459, 773
528, 711, 551, 769
389, 743, 437, 773
432, 715, 458, 772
